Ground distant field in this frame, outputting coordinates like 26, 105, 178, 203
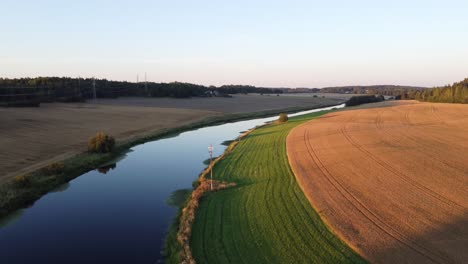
93, 93, 347, 113
190, 111, 365, 263
0, 94, 344, 181
0, 103, 219, 181
287, 101, 468, 263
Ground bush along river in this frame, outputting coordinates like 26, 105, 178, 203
0, 104, 344, 264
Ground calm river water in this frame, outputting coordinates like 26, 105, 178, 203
0, 104, 344, 264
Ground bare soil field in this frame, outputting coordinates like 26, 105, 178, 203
0, 95, 344, 181
0, 103, 219, 181
287, 101, 468, 263
93, 94, 345, 113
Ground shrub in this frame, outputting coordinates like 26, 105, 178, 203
88, 132, 116, 153
41, 162, 65, 175
13, 175, 31, 188
278, 113, 289, 123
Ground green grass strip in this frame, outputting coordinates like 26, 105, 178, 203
0, 103, 342, 220
190, 111, 367, 264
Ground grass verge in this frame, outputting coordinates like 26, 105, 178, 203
189, 111, 367, 263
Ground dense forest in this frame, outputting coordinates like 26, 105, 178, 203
217, 85, 283, 94
2, 77, 466, 107
345, 95, 385, 106
320, 85, 426, 96
0, 77, 282, 106
400, 78, 468, 103
320, 80, 468, 104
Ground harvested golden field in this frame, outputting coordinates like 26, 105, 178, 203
287, 101, 468, 263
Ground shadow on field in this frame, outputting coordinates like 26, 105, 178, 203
373, 215, 468, 263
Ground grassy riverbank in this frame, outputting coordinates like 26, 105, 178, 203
189, 111, 366, 263
0, 103, 340, 221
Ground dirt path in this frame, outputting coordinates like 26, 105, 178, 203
286, 101, 468, 263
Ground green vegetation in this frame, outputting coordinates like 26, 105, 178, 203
0, 150, 121, 219
0, 103, 339, 221
40, 162, 65, 175
190, 112, 366, 264
12, 175, 31, 188
0, 77, 283, 105
88, 132, 116, 153
320, 84, 426, 96
324, 78, 468, 104
346, 95, 385, 106
403, 78, 468, 103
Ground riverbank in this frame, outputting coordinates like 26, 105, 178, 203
166, 126, 260, 263
0, 102, 342, 221
171, 110, 366, 263
1, 95, 345, 181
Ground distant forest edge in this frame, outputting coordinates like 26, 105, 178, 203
320, 79, 468, 103
0, 77, 284, 106
319, 85, 427, 96
1, 77, 467, 106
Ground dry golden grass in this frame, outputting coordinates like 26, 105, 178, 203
287, 101, 468, 263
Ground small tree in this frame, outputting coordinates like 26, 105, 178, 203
278, 113, 288, 123
13, 175, 31, 188
41, 162, 65, 175
88, 132, 116, 153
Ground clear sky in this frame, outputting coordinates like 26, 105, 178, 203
1, 0, 467, 88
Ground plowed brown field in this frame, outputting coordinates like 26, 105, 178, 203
287, 101, 468, 263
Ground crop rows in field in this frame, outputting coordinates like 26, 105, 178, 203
190, 112, 365, 264
287, 101, 468, 263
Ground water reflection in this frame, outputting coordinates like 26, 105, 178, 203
0, 103, 345, 264
50, 182, 70, 193
166, 189, 191, 208
0, 210, 24, 229
97, 163, 116, 174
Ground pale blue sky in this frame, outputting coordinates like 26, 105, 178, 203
1, 0, 467, 87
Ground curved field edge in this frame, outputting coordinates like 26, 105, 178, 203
188, 111, 367, 264
0, 103, 340, 220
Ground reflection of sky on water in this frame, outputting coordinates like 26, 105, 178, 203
0, 103, 344, 264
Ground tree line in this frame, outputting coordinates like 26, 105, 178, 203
217, 85, 283, 95
320, 79, 468, 104
398, 78, 468, 103
320, 85, 426, 96
0, 77, 283, 106
345, 95, 385, 107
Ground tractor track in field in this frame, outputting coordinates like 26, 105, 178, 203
287, 101, 468, 263
342, 112, 465, 211
303, 128, 448, 264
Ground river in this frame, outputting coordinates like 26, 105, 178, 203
0, 103, 344, 264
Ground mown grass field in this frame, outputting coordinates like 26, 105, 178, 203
190, 111, 366, 263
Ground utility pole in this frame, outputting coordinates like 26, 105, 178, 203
78, 76, 82, 98
144, 72, 148, 96
208, 145, 214, 190
74, 77, 78, 98
92, 77, 97, 101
